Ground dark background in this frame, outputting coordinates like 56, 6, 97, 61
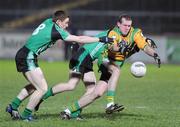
0, 0, 179, 34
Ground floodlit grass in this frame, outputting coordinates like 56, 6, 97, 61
0, 60, 179, 127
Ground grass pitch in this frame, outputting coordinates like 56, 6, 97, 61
0, 60, 179, 127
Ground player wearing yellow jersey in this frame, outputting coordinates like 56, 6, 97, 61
102, 14, 160, 114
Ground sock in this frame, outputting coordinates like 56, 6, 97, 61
70, 109, 82, 118
11, 97, 22, 110
106, 90, 115, 107
21, 108, 32, 119
68, 101, 81, 113
42, 88, 53, 100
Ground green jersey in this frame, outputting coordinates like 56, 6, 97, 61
82, 30, 109, 61
25, 18, 69, 55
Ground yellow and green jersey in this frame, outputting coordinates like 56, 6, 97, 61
106, 26, 148, 62
74, 26, 148, 68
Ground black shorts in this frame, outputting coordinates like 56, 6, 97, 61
15, 46, 38, 73
99, 64, 111, 83
69, 48, 93, 74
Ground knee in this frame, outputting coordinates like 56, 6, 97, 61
39, 86, 48, 95
113, 68, 120, 75
92, 91, 104, 99
24, 84, 36, 94
97, 91, 104, 97
110, 66, 120, 75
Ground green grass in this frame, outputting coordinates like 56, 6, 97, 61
0, 60, 179, 127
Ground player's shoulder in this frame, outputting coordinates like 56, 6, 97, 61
41, 18, 52, 24
108, 27, 120, 37
131, 27, 142, 33
109, 26, 120, 33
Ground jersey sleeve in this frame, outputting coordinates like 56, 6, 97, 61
107, 30, 122, 52
134, 29, 148, 50
55, 25, 70, 40
108, 30, 121, 44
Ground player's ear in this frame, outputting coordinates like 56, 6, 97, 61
117, 21, 121, 27
56, 19, 60, 24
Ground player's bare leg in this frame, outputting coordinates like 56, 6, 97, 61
61, 80, 108, 119
81, 71, 96, 97
69, 71, 96, 119
106, 64, 124, 114
79, 80, 107, 107
35, 70, 81, 111
6, 83, 36, 119
21, 67, 48, 120
52, 70, 81, 94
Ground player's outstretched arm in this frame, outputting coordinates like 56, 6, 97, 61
65, 35, 113, 44
143, 45, 161, 68
146, 38, 157, 48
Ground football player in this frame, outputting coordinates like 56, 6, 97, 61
5, 10, 112, 121
60, 14, 161, 119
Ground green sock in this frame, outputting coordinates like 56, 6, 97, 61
42, 88, 53, 100
21, 108, 32, 119
107, 90, 115, 104
68, 101, 81, 113
11, 97, 22, 110
70, 109, 82, 118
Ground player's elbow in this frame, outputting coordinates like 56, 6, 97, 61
76, 36, 86, 43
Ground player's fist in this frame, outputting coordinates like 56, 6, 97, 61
118, 40, 129, 55
99, 36, 114, 44
154, 53, 161, 68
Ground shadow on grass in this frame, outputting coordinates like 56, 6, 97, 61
81, 111, 157, 121
85, 111, 156, 120
35, 112, 59, 120
35, 111, 156, 121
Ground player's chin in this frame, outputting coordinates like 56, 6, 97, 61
122, 32, 128, 36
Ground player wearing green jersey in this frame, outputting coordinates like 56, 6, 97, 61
6, 10, 113, 121
32, 30, 124, 118
60, 14, 161, 120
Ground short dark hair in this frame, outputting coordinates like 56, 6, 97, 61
118, 14, 132, 23
52, 10, 69, 22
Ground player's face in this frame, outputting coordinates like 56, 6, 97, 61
56, 17, 69, 29
118, 18, 132, 36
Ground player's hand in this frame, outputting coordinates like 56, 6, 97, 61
146, 38, 157, 48
99, 36, 114, 44
118, 40, 129, 55
154, 53, 161, 68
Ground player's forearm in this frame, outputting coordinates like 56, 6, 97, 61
65, 35, 99, 43
143, 45, 156, 57
76, 36, 99, 43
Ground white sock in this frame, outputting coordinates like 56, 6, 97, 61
64, 109, 71, 114
106, 102, 114, 108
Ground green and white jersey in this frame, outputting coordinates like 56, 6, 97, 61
82, 30, 109, 61
25, 18, 69, 55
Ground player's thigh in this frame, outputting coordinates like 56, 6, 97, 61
68, 70, 82, 87
25, 67, 48, 92
83, 71, 96, 84
83, 72, 96, 93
